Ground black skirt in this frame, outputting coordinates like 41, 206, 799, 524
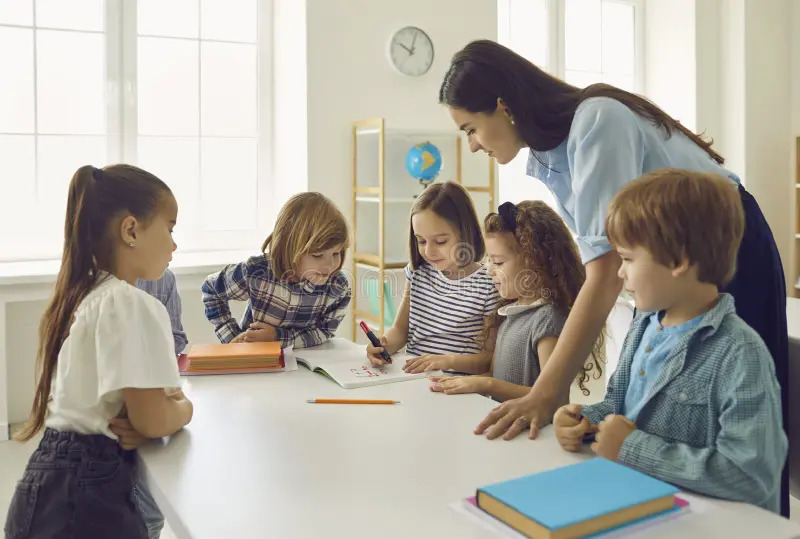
722, 184, 789, 517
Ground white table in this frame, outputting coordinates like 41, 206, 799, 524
139, 367, 800, 539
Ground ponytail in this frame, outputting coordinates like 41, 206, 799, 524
15, 164, 171, 441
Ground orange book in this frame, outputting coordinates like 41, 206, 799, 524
180, 342, 284, 375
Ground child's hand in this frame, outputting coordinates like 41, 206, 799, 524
366, 336, 390, 366
243, 321, 277, 342
230, 333, 247, 344
109, 417, 149, 450
403, 354, 452, 374
591, 414, 636, 461
429, 375, 488, 395
554, 404, 595, 452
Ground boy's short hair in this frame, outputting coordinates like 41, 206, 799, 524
605, 168, 744, 287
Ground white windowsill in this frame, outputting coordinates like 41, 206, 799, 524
0, 250, 255, 287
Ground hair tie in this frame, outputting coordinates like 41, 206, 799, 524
498, 201, 518, 231
92, 166, 104, 182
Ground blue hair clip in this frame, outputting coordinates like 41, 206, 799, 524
497, 201, 518, 231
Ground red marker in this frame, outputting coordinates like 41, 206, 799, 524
359, 321, 392, 363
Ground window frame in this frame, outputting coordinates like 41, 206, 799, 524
553, 0, 645, 93
0, 0, 274, 263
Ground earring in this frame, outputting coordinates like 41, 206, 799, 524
128, 242, 135, 247
510, 118, 516, 125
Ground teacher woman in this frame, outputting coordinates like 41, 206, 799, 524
439, 39, 788, 464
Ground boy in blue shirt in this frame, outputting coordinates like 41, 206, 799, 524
554, 168, 786, 513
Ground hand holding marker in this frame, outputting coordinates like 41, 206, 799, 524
359, 321, 392, 363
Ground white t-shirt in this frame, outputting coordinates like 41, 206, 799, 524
45, 274, 181, 439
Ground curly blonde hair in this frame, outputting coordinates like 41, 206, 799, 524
484, 200, 604, 395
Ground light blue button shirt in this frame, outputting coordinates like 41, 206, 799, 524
581, 294, 786, 513
526, 97, 741, 264
623, 311, 704, 422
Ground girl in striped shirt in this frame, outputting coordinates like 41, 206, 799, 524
202, 192, 351, 349
367, 182, 501, 373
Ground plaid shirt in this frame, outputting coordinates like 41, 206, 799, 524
582, 293, 786, 513
201, 254, 351, 349
136, 268, 188, 357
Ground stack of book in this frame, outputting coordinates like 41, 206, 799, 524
179, 342, 284, 376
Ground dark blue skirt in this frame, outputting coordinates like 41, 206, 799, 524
722, 184, 789, 517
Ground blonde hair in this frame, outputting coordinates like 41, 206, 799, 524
605, 168, 744, 287
262, 192, 350, 280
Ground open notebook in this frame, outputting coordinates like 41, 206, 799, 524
294, 338, 438, 389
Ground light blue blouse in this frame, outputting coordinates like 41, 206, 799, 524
526, 97, 740, 264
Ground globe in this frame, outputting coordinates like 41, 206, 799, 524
405, 142, 442, 186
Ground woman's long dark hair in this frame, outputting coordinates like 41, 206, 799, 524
439, 40, 723, 163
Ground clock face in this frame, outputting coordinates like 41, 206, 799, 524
389, 26, 434, 76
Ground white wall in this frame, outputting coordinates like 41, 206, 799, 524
694, 0, 721, 143
741, 0, 792, 281
644, 0, 697, 132
272, 0, 309, 210
303, 0, 497, 201
496, 0, 555, 207
791, 0, 800, 291
647, 0, 794, 288
301, 0, 497, 338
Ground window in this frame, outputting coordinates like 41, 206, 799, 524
564, 0, 641, 92
0, 0, 271, 263
497, 0, 642, 207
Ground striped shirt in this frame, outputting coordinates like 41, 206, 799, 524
135, 268, 187, 357
404, 262, 501, 356
201, 254, 351, 349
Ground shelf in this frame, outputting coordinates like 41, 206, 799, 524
354, 309, 380, 324
355, 196, 416, 204
464, 185, 492, 193
356, 127, 461, 137
355, 186, 380, 195
354, 253, 407, 269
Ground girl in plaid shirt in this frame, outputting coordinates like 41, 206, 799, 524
202, 192, 351, 349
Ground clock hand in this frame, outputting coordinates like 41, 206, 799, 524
410, 32, 418, 52
399, 42, 414, 55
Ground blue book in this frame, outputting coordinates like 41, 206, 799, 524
476, 458, 680, 539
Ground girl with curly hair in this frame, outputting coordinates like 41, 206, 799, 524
431, 200, 603, 402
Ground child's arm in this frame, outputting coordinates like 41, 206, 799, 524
432, 336, 562, 401
597, 340, 786, 508
430, 374, 530, 402
278, 293, 350, 349
201, 262, 252, 343
367, 282, 411, 365
163, 270, 188, 356
403, 316, 496, 374
123, 388, 193, 439
275, 273, 351, 349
